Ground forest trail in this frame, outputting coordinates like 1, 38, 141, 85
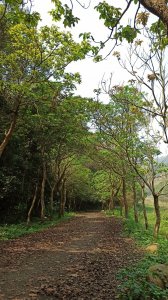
0, 212, 143, 300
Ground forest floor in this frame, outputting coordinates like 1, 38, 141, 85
0, 212, 143, 300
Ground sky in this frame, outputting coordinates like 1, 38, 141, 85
33, 0, 132, 102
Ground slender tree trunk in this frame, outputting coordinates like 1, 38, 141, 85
59, 179, 66, 217
102, 202, 104, 210
118, 197, 123, 216
114, 183, 121, 215
62, 181, 67, 216
66, 192, 71, 212
21, 170, 26, 202
133, 181, 138, 223
141, 184, 148, 230
73, 197, 76, 211
27, 183, 38, 225
78, 199, 82, 211
122, 177, 128, 218
108, 196, 111, 210
40, 162, 46, 220
153, 194, 161, 238
59, 182, 63, 217
109, 190, 114, 214
0, 112, 18, 158
68, 200, 71, 212
59, 187, 64, 217
50, 187, 54, 216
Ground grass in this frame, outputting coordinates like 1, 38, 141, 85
105, 208, 123, 218
106, 205, 168, 238
106, 205, 168, 300
0, 212, 75, 240
124, 206, 168, 242
139, 205, 168, 237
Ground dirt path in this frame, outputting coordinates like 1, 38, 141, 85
0, 212, 142, 299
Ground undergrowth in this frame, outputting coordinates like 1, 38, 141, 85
107, 207, 168, 300
0, 212, 75, 240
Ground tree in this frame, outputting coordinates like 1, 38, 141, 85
91, 152, 122, 211
2, 0, 168, 30
126, 139, 168, 237
50, 0, 168, 51
25, 94, 93, 221
93, 86, 147, 216
92, 84, 168, 236
113, 24, 168, 144
0, 2, 93, 158
139, 0, 168, 27
66, 160, 95, 211
92, 170, 111, 209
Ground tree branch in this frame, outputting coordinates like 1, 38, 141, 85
140, 0, 168, 29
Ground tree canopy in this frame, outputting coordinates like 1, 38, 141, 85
0, 0, 168, 240
49, 0, 168, 52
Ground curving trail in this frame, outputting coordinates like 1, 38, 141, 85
0, 212, 143, 299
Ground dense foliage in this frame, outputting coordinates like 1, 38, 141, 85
0, 1, 168, 235
0, 2, 168, 299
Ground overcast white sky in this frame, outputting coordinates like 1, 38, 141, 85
33, 0, 134, 102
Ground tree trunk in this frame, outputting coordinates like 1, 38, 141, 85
73, 197, 76, 211
62, 181, 67, 214
122, 177, 128, 218
50, 186, 56, 216
68, 200, 71, 212
0, 112, 18, 158
140, 0, 168, 28
65, 191, 71, 212
133, 181, 138, 223
40, 162, 46, 220
109, 190, 114, 214
27, 183, 38, 225
59, 179, 66, 217
153, 193, 161, 238
141, 184, 148, 230
118, 197, 123, 216
78, 199, 82, 211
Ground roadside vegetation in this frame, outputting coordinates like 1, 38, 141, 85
0, 212, 75, 240
107, 205, 168, 300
